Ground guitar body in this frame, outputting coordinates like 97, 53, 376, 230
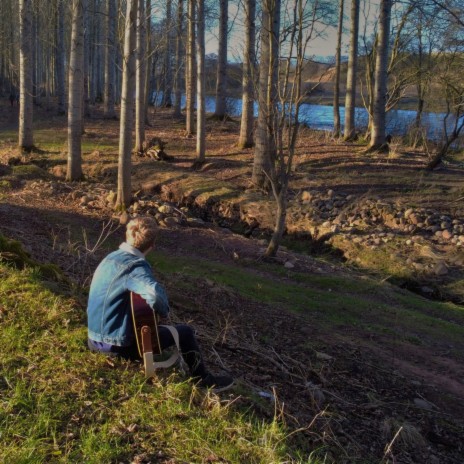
130, 292, 161, 358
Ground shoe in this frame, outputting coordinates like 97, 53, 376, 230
198, 373, 234, 393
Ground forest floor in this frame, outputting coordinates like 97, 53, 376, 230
1, 102, 464, 463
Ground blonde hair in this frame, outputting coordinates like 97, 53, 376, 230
126, 217, 158, 252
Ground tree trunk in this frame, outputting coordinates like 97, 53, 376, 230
238, 0, 255, 148
252, 0, 280, 189
67, 0, 86, 181
162, 0, 173, 107
265, 188, 287, 257
104, 0, 116, 118
19, 0, 34, 150
135, 0, 146, 154
195, 0, 206, 163
83, 2, 90, 122
185, 0, 196, 137
144, 0, 153, 124
117, 0, 137, 209
333, 0, 344, 137
344, 0, 360, 141
173, 0, 184, 117
214, 0, 228, 118
368, 0, 392, 152
55, 0, 66, 115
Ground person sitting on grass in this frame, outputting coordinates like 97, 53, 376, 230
87, 216, 234, 392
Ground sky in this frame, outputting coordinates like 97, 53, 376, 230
205, 0, 382, 62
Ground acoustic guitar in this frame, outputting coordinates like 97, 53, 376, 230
130, 291, 161, 358
130, 292, 182, 378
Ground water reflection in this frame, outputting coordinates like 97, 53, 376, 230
153, 92, 462, 141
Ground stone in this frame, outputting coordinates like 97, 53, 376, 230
158, 204, 174, 214
301, 191, 312, 202
442, 230, 453, 240
406, 239, 412, 246
404, 208, 414, 218
106, 190, 116, 205
284, 261, 295, 269
79, 195, 90, 206
322, 221, 331, 228
413, 398, 435, 411
186, 217, 205, 227
327, 189, 335, 199
433, 261, 448, 276
316, 352, 333, 361
409, 213, 419, 225
163, 216, 180, 227
119, 211, 130, 225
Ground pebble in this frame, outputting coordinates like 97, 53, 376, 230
434, 261, 448, 276
158, 204, 174, 214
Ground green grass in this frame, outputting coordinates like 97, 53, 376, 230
0, 262, 321, 464
151, 250, 464, 350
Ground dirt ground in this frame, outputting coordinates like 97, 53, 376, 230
1, 103, 464, 463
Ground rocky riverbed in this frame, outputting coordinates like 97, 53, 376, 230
22, 175, 463, 304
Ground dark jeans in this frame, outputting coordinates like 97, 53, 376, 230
88, 324, 208, 379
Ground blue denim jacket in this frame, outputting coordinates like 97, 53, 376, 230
87, 242, 170, 346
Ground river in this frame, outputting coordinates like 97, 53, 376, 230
154, 92, 463, 141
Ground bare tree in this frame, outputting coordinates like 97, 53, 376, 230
116, 0, 138, 209
213, 0, 228, 119
238, 0, 256, 148
135, 0, 146, 154
427, 49, 464, 169
162, 0, 173, 107
252, 0, 281, 189
194, 0, 206, 164
103, 0, 117, 118
67, 0, 86, 181
367, 0, 392, 152
19, 0, 34, 151
185, 0, 196, 137
344, 0, 360, 140
173, 0, 184, 117
333, 0, 344, 137
55, 0, 66, 115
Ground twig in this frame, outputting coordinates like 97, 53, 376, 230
384, 426, 403, 459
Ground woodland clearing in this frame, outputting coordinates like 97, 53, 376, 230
1, 104, 464, 463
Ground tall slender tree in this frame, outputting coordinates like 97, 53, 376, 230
19, 0, 34, 151
368, 0, 392, 151
55, 0, 66, 115
195, 0, 206, 164
117, 0, 138, 209
238, 0, 256, 148
213, 0, 228, 118
162, 0, 173, 107
252, 0, 281, 189
333, 0, 344, 137
67, 0, 86, 181
104, 0, 117, 118
135, 0, 146, 154
173, 0, 184, 117
344, 0, 360, 141
185, 0, 196, 137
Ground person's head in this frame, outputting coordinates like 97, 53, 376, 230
125, 217, 158, 253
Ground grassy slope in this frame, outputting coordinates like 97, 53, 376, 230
2, 238, 464, 463
0, 263, 309, 464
